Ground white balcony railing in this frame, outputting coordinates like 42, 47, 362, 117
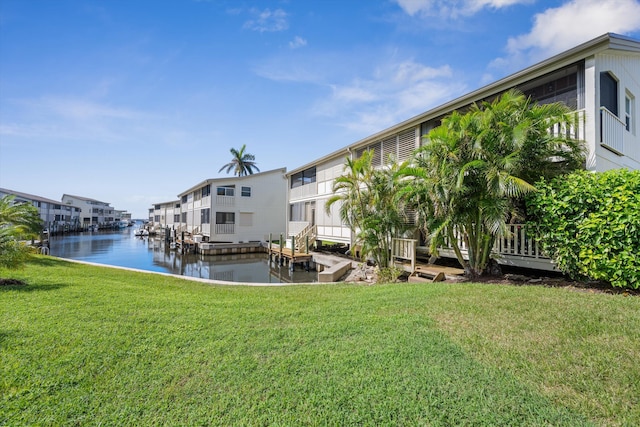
600, 107, 625, 155
215, 223, 235, 235
216, 195, 235, 206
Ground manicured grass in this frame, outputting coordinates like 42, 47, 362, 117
2, 257, 639, 426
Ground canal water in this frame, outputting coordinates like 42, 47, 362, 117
48, 227, 318, 284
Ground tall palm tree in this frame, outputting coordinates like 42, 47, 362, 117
400, 90, 585, 277
218, 144, 260, 176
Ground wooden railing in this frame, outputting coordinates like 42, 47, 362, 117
392, 224, 554, 272
391, 238, 416, 272
294, 224, 317, 252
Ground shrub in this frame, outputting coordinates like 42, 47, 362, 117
527, 169, 640, 289
376, 266, 404, 284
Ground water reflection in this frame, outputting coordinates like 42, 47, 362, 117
49, 228, 318, 284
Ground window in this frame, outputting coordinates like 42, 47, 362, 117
181, 212, 187, 222
290, 167, 316, 188
625, 92, 635, 133
174, 214, 180, 222
175, 203, 180, 208
290, 201, 315, 222
241, 186, 251, 197
181, 195, 188, 203
600, 72, 618, 115
201, 185, 211, 197
201, 208, 210, 224
154, 215, 160, 222
154, 204, 161, 210
216, 212, 235, 224
217, 186, 235, 196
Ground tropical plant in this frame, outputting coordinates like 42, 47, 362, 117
0, 195, 42, 269
218, 144, 260, 176
326, 150, 410, 268
527, 169, 640, 289
399, 90, 585, 278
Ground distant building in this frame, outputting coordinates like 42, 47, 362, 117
61, 194, 120, 228
0, 188, 81, 232
151, 168, 287, 244
150, 200, 181, 230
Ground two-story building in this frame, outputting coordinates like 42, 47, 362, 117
166, 168, 288, 244
286, 33, 640, 270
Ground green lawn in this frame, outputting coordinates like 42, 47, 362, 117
2, 256, 639, 426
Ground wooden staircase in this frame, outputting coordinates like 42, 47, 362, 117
293, 224, 317, 253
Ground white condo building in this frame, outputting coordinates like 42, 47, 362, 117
285, 33, 640, 270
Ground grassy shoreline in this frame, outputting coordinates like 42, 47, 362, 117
2, 256, 639, 425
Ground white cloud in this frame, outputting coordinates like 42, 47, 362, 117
289, 36, 307, 49
491, 0, 640, 73
0, 96, 157, 145
34, 97, 147, 121
313, 60, 465, 134
394, 0, 532, 18
243, 8, 288, 32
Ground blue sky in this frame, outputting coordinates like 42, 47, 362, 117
1, 0, 640, 218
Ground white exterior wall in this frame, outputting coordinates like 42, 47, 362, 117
313, 156, 353, 244
153, 201, 180, 229
592, 52, 640, 171
230, 171, 287, 243
177, 169, 287, 244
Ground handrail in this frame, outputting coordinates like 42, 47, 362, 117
392, 224, 550, 273
294, 224, 317, 252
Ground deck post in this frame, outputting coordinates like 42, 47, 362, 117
269, 233, 272, 260
306, 236, 309, 254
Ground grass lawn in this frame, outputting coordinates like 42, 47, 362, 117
2, 256, 639, 426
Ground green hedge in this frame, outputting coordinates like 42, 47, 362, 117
527, 169, 640, 289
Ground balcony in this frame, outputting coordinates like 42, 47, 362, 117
215, 223, 235, 235
600, 107, 625, 155
216, 195, 235, 206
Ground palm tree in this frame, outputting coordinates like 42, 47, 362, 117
218, 144, 260, 176
400, 90, 585, 277
0, 195, 42, 268
326, 150, 410, 268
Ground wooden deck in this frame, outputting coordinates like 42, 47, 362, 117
267, 245, 313, 265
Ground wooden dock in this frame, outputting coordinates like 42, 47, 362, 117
267, 243, 313, 271
268, 245, 312, 263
